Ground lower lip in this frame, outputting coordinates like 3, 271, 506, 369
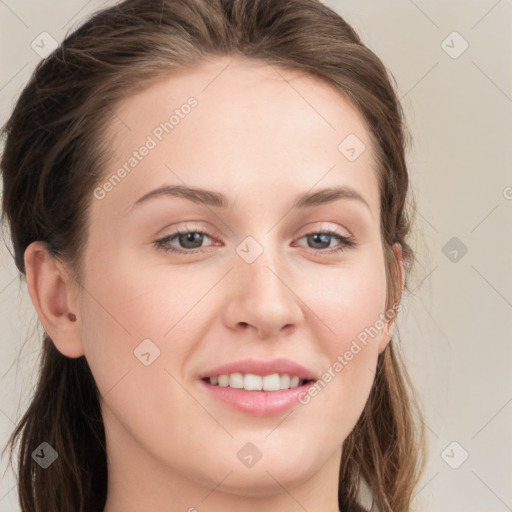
200, 379, 316, 416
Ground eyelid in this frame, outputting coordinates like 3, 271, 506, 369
157, 221, 219, 238
295, 222, 353, 239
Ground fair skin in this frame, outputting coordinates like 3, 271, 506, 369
24, 56, 402, 512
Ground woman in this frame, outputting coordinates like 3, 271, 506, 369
1, 0, 426, 510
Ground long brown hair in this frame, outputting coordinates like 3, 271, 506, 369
1, 1, 426, 510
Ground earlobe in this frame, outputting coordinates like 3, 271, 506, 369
378, 312, 396, 354
24, 241, 85, 358
378, 325, 394, 354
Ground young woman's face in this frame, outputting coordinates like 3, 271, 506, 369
77, 57, 397, 507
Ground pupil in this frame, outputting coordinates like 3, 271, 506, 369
181, 232, 203, 248
309, 233, 330, 249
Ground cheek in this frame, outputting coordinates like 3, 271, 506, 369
294, 255, 388, 426
302, 253, 388, 354
77, 258, 205, 391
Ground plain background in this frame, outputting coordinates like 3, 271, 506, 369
0, 1, 511, 511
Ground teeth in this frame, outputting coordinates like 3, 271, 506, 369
208, 373, 308, 391
280, 374, 290, 389
262, 373, 280, 391
244, 373, 262, 391
229, 373, 244, 389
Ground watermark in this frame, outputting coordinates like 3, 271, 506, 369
298, 302, 401, 405
235, 236, 264, 264
133, 338, 161, 366
93, 96, 198, 200
31, 442, 59, 469
441, 441, 469, 469
237, 442, 263, 468
442, 236, 468, 263
441, 31, 469, 60
338, 133, 366, 161
503, 186, 512, 200
31, 31, 58, 59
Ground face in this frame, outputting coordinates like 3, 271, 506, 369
75, 57, 397, 505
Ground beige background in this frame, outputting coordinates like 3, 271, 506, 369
1, 1, 511, 511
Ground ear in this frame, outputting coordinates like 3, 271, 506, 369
24, 241, 85, 358
378, 242, 404, 354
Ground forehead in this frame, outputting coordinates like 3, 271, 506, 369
95, 56, 380, 221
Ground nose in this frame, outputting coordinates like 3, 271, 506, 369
221, 248, 304, 339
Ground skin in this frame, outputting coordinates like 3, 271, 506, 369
25, 56, 403, 512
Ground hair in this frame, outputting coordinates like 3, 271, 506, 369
0, 0, 426, 511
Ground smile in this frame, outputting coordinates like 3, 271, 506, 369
204, 373, 311, 391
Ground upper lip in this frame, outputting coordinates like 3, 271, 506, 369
198, 358, 318, 381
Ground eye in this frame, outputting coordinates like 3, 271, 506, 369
294, 231, 357, 254
155, 227, 215, 254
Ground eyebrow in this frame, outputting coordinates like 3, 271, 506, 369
131, 184, 371, 213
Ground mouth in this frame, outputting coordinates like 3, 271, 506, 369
197, 358, 318, 416
199, 367, 317, 416
201, 373, 315, 392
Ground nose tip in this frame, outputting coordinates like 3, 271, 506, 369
223, 258, 303, 339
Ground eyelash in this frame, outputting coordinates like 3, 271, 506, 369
154, 226, 357, 255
